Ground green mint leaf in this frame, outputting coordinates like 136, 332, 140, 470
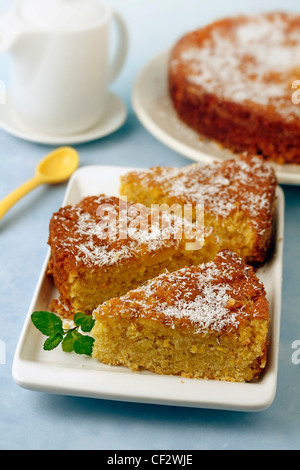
31, 310, 95, 356
61, 330, 75, 353
73, 331, 95, 356
31, 311, 64, 337
73, 312, 95, 333
43, 332, 63, 351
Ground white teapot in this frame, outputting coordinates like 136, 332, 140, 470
0, 0, 128, 135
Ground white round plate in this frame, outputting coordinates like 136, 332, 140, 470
132, 49, 300, 186
0, 92, 127, 146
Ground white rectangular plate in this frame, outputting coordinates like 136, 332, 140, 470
12, 165, 285, 411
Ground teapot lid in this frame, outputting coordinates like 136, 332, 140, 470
18, 0, 110, 31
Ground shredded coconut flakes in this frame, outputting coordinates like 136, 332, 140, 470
171, 13, 300, 119
114, 252, 264, 333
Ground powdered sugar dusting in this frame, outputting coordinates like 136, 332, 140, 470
171, 13, 300, 119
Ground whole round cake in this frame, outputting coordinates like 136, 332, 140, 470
168, 12, 300, 164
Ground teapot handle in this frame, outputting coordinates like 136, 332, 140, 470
108, 11, 129, 84
0, 14, 19, 52
0, 6, 32, 53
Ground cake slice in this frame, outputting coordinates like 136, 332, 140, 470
91, 250, 269, 382
119, 156, 277, 265
48, 195, 219, 316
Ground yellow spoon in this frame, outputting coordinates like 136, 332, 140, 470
0, 147, 79, 220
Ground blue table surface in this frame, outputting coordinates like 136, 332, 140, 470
1, 0, 300, 451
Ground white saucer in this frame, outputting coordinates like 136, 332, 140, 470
0, 92, 127, 145
132, 49, 300, 186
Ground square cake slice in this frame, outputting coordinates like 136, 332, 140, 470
119, 156, 277, 265
91, 250, 270, 382
48, 195, 219, 316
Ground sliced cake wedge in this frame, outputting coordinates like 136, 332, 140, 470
119, 156, 277, 265
91, 250, 269, 382
48, 195, 219, 316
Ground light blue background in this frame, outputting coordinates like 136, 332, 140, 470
1, 0, 300, 450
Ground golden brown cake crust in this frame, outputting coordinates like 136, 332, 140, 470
169, 12, 300, 164
48, 194, 213, 272
94, 250, 269, 333
48, 195, 218, 315
120, 156, 277, 264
